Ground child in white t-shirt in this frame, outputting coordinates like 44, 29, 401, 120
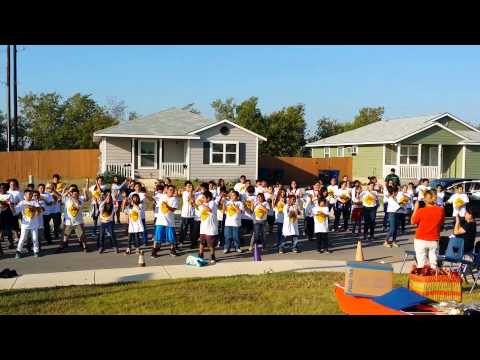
265, 186, 275, 235
216, 187, 228, 249
435, 185, 445, 208
124, 193, 144, 254
98, 191, 119, 253
15, 190, 42, 258
397, 186, 411, 234
191, 182, 209, 249
223, 190, 244, 253
198, 191, 218, 264
274, 189, 287, 250
153, 185, 179, 257
251, 192, 270, 250
312, 198, 331, 253
384, 186, 400, 248
179, 181, 195, 245
241, 185, 257, 244
447, 184, 469, 218
281, 195, 302, 254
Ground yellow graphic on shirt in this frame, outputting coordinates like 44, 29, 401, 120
275, 201, 284, 213
227, 204, 239, 217
200, 207, 210, 221
255, 206, 267, 219
130, 209, 139, 222
315, 213, 327, 223
24, 207, 34, 220
195, 195, 205, 207
327, 188, 335, 196
239, 184, 246, 193
93, 189, 101, 200
244, 199, 254, 211
101, 211, 112, 221
288, 210, 297, 223
161, 202, 170, 214
338, 191, 350, 204
68, 205, 79, 218
363, 194, 376, 207
56, 182, 65, 192
399, 195, 410, 206
454, 197, 465, 209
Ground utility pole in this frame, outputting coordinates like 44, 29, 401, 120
13, 45, 18, 150
6, 45, 11, 152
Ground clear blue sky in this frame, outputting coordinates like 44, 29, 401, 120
1, 45, 480, 133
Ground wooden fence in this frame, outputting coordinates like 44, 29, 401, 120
259, 156, 352, 185
0, 149, 100, 181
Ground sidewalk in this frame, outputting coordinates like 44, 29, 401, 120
0, 259, 414, 290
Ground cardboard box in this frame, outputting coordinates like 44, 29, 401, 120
345, 261, 393, 297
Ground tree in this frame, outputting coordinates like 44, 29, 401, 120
181, 103, 201, 115
262, 104, 306, 156
105, 97, 128, 122
308, 116, 344, 143
211, 97, 236, 121
128, 111, 140, 121
18, 92, 118, 150
235, 97, 265, 136
347, 106, 384, 131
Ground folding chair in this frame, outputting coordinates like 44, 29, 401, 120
400, 250, 417, 274
465, 252, 480, 293
438, 236, 464, 271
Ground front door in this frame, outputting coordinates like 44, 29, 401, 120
162, 140, 185, 163
442, 145, 462, 178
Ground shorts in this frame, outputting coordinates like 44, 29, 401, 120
200, 234, 218, 247
351, 208, 363, 221
267, 215, 275, 226
154, 225, 176, 244
64, 224, 84, 238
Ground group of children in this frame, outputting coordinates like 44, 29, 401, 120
0, 172, 469, 264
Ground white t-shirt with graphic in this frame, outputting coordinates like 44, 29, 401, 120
63, 196, 85, 226
234, 182, 247, 195
274, 199, 286, 224
241, 194, 257, 220
8, 190, 23, 205
224, 200, 244, 227
253, 201, 270, 223
15, 200, 41, 230
155, 195, 178, 227
416, 185, 431, 201
99, 201, 117, 223
264, 192, 275, 216
360, 190, 378, 208
181, 191, 195, 218
128, 191, 146, 220
282, 204, 300, 236
312, 206, 329, 233
448, 193, 469, 217
327, 185, 339, 204
199, 200, 218, 236
126, 205, 144, 233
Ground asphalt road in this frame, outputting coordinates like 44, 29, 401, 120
0, 214, 456, 275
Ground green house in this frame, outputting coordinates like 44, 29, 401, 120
305, 113, 480, 183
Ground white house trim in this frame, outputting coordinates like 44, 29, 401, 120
394, 122, 469, 143
188, 119, 268, 142
306, 141, 389, 147
429, 112, 480, 133
138, 139, 158, 170
209, 140, 240, 166
131, 139, 135, 179
382, 144, 386, 167
255, 137, 259, 180
462, 145, 467, 178
186, 139, 191, 180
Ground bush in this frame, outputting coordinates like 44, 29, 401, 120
97, 171, 126, 185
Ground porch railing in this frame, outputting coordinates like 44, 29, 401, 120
161, 162, 188, 179
106, 162, 132, 178
384, 165, 439, 180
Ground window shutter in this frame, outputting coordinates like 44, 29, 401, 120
203, 142, 210, 164
239, 143, 246, 165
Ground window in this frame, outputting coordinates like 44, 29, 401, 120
138, 140, 157, 169
324, 148, 330, 158
351, 146, 359, 154
337, 146, 344, 157
400, 145, 418, 165
210, 141, 238, 165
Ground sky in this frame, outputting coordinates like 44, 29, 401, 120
1, 45, 480, 134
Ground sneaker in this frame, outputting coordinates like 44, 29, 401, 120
248, 246, 253, 252
293, 248, 299, 253
170, 250, 178, 257
383, 241, 392, 248
279, 249, 284, 254
210, 258, 216, 265
236, 248, 242, 253
15, 251, 22, 259
392, 242, 399, 248
98, 248, 104, 254
325, 250, 332, 254
114, 247, 119, 254
125, 248, 131, 255
151, 249, 157, 258
223, 249, 229, 254
83, 246, 88, 253
33, 252, 40, 258
317, 249, 324, 253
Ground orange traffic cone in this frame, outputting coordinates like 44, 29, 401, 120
355, 240, 364, 262
138, 250, 146, 267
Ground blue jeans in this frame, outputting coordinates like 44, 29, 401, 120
383, 203, 389, 229
224, 226, 240, 251
386, 212, 398, 243
363, 206, 377, 240
276, 222, 285, 248
142, 219, 148, 244
284, 236, 299, 250
254, 222, 265, 246
98, 222, 118, 249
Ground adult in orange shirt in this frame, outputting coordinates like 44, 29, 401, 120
411, 190, 445, 269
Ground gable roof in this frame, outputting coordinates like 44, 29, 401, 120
93, 107, 267, 142
93, 107, 216, 139
305, 112, 479, 147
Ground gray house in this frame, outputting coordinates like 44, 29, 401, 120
93, 107, 267, 181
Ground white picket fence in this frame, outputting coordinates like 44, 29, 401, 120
161, 162, 187, 179
106, 162, 131, 178
384, 165, 439, 180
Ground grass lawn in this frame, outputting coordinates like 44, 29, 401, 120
1, 272, 479, 315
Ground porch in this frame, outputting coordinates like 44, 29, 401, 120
103, 138, 190, 179
383, 143, 465, 180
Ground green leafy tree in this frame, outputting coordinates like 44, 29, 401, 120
19, 92, 118, 150
211, 97, 236, 121
262, 104, 306, 156
346, 106, 384, 131
128, 111, 140, 121
308, 116, 344, 143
